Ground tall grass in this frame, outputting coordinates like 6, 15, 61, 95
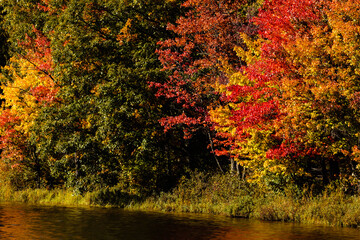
128, 172, 360, 228
130, 172, 259, 216
0, 184, 92, 206
0, 183, 142, 207
1, 172, 360, 228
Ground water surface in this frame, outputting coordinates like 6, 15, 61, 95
0, 203, 359, 239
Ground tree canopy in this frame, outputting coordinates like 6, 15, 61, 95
1, 0, 360, 195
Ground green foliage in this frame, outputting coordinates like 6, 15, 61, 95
2, 171, 360, 228
130, 171, 360, 228
133, 171, 261, 215
0, 0, 191, 193
2, 1, 360, 226
89, 186, 142, 207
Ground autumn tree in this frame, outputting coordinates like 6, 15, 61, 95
154, 0, 262, 172
272, 0, 360, 186
1, 0, 195, 193
0, 28, 57, 188
211, 0, 360, 190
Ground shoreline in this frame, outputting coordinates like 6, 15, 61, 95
1, 172, 360, 229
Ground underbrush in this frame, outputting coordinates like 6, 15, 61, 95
0, 184, 140, 207
1, 172, 360, 228
0, 184, 92, 206
128, 172, 360, 228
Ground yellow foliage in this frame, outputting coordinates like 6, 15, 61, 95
117, 18, 137, 45
0, 57, 56, 136
209, 33, 283, 183
235, 33, 263, 65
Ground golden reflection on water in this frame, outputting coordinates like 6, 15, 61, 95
0, 204, 42, 239
0, 203, 359, 240
208, 217, 360, 240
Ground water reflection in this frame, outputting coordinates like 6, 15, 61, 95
0, 203, 359, 240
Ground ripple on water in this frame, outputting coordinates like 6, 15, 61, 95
0, 203, 359, 240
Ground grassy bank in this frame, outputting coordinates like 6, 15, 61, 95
0, 184, 92, 207
1, 172, 360, 228
0, 184, 140, 207
128, 172, 360, 228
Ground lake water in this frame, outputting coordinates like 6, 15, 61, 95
0, 202, 359, 239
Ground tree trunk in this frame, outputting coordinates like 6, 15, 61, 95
230, 158, 235, 174
242, 166, 246, 181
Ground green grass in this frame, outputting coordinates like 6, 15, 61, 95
0, 183, 142, 207
0, 184, 92, 206
1, 172, 360, 228
126, 172, 360, 228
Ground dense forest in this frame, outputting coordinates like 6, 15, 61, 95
0, 0, 360, 200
